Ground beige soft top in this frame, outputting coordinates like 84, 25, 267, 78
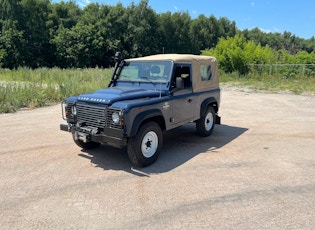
126, 54, 216, 63
126, 54, 219, 92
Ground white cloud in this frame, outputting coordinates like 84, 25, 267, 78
258, 27, 280, 34
78, 0, 91, 8
259, 27, 271, 33
174, 6, 179, 11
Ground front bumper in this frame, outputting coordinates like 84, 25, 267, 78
60, 124, 127, 147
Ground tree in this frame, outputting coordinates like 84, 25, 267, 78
0, 20, 25, 68
0, 0, 314, 69
52, 23, 105, 68
124, 0, 161, 57
241, 28, 314, 54
218, 17, 236, 38
0, 0, 22, 21
47, 0, 81, 32
158, 11, 198, 54
19, 0, 52, 67
191, 14, 219, 50
209, 34, 275, 75
0, 0, 24, 68
302, 36, 315, 53
100, 3, 128, 60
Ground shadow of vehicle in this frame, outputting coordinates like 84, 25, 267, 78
78, 123, 248, 176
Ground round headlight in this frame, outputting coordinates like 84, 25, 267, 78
112, 112, 120, 124
71, 106, 77, 115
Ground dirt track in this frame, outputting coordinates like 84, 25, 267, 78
1, 89, 315, 229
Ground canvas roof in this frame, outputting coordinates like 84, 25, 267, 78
126, 54, 219, 93
126, 54, 217, 63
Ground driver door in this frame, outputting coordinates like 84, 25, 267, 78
169, 64, 194, 126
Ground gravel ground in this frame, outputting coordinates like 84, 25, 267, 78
0, 89, 314, 229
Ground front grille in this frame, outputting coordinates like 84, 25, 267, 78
77, 104, 106, 128
76, 104, 123, 130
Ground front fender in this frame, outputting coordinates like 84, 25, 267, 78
127, 109, 164, 137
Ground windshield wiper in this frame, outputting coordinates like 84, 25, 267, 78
140, 76, 168, 84
140, 76, 155, 83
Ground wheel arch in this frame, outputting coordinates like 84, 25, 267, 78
129, 109, 166, 137
200, 97, 218, 115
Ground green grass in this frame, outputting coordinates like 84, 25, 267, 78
220, 72, 315, 95
1, 68, 314, 113
0, 68, 112, 113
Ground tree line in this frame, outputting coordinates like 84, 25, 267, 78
0, 0, 314, 69
203, 34, 315, 76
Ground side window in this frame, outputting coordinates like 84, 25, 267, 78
200, 64, 212, 81
174, 65, 191, 88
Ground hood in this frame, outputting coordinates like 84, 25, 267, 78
77, 86, 166, 104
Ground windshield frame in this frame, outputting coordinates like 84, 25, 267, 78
117, 60, 174, 84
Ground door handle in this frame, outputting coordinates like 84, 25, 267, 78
187, 98, 192, 103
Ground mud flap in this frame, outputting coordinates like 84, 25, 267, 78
216, 115, 221, 124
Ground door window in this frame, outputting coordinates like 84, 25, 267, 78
174, 65, 192, 88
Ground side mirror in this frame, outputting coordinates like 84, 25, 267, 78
114, 52, 122, 62
176, 77, 184, 89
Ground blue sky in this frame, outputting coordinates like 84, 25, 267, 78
53, 0, 315, 39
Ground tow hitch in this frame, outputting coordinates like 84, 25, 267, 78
74, 131, 89, 143
73, 126, 99, 143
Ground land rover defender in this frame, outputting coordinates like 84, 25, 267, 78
60, 52, 221, 167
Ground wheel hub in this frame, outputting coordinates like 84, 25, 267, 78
205, 112, 214, 131
145, 139, 152, 148
141, 131, 158, 158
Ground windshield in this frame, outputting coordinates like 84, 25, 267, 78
118, 60, 172, 83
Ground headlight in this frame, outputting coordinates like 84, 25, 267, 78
71, 105, 77, 115
112, 112, 120, 124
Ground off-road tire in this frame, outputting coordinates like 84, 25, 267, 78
72, 132, 101, 149
196, 106, 216, 137
127, 121, 163, 167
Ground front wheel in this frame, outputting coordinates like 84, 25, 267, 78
196, 106, 216, 137
127, 122, 163, 167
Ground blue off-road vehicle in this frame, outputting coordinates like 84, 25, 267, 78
60, 52, 221, 167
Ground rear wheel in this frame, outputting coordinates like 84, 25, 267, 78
196, 106, 216, 137
127, 122, 163, 167
72, 132, 101, 149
